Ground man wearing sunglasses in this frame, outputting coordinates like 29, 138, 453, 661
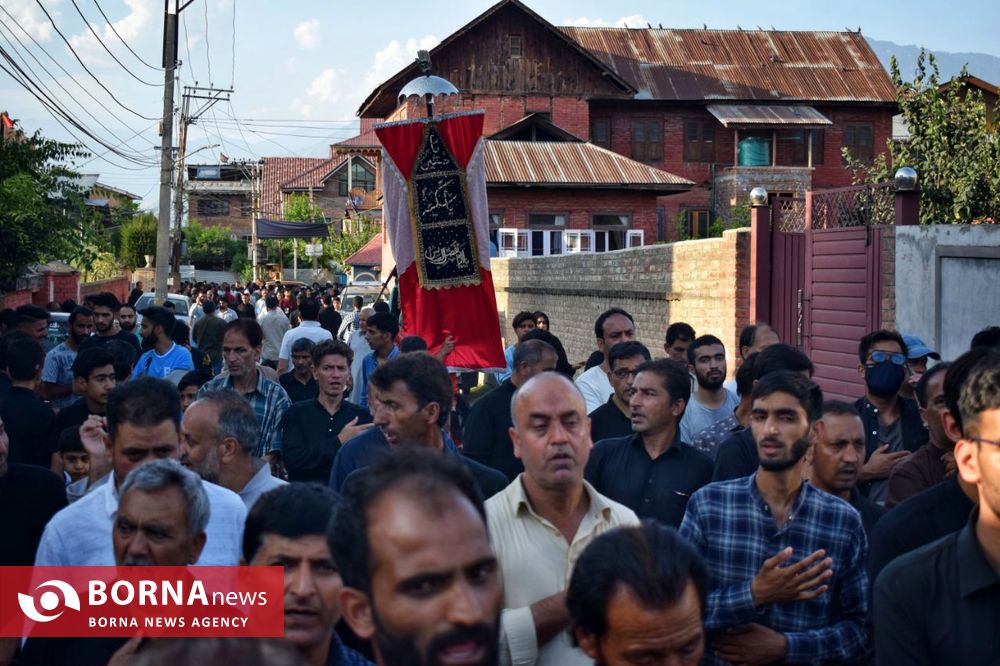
855, 330, 928, 504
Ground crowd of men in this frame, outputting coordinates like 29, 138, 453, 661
0, 280, 998, 666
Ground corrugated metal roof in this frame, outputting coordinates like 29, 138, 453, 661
261, 158, 326, 217
707, 104, 832, 127
558, 27, 897, 103
484, 140, 692, 189
332, 128, 380, 151
344, 232, 383, 266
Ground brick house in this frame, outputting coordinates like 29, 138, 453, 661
357, 0, 897, 246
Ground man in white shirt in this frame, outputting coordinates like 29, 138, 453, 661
347, 307, 374, 403
487, 372, 639, 665
277, 299, 332, 374
34, 377, 246, 567
680, 334, 740, 443
180, 388, 286, 510
258, 295, 290, 369
575, 308, 637, 414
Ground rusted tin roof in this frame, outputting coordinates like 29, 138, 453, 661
484, 140, 692, 190
707, 104, 832, 127
558, 27, 896, 103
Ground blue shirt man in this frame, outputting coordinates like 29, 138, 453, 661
131, 306, 193, 380
679, 371, 869, 665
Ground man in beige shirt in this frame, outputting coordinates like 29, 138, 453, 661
486, 372, 639, 665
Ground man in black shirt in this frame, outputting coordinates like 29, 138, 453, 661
318, 294, 343, 338
0, 334, 55, 469
585, 358, 712, 527
874, 349, 1000, 665
807, 400, 885, 539
589, 341, 650, 443
281, 340, 372, 482
0, 412, 67, 565
280, 337, 319, 403
76, 292, 141, 356
463, 339, 557, 481
713, 343, 815, 481
49, 348, 116, 461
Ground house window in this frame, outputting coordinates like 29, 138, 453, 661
591, 119, 610, 149
631, 119, 663, 162
337, 160, 375, 197
488, 210, 504, 246
527, 213, 566, 256
789, 129, 825, 166
685, 209, 710, 239
197, 198, 229, 217
240, 199, 252, 217
843, 124, 874, 163
684, 120, 716, 162
592, 214, 630, 252
509, 35, 522, 58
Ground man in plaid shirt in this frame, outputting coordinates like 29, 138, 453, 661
680, 371, 869, 665
199, 319, 291, 462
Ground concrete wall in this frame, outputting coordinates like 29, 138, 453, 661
894, 225, 1000, 362
491, 228, 751, 373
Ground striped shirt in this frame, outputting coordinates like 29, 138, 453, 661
679, 474, 869, 664
200, 371, 291, 456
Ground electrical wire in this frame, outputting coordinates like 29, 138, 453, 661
31, 0, 158, 121
229, 0, 236, 88
67, 0, 159, 86
0, 55, 156, 170
91, 0, 162, 70
203, 0, 212, 85
0, 19, 152, 156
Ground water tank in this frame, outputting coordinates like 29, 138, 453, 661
738, 136, 771, 166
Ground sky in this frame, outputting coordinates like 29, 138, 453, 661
3, 0, 998, 211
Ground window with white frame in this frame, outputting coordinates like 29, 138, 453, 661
591, 213, 630, 252
527, 213, 566, 256
497, 228, 530, 257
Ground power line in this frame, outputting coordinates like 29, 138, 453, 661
0, 5, 156, 155
67, 0, 159, 86
182, 8, 197, 82
0, 18, 153, 157
229, 0, 236, 88
31, 0, 158, 121
203, 0, 212, 85
0, 55, 156, 170
91, 0, 162, 71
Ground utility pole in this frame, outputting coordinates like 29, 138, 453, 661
155, 0, 198, 302
171, 85, 231, 285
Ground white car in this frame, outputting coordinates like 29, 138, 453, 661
133, 293, 193, 329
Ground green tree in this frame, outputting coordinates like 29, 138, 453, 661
845, 50, 1000, 224
119, 213, 158, 269
0, 131, 107, 287
325, 216, 377, 272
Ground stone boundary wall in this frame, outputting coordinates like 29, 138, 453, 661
491, 229, 751, 376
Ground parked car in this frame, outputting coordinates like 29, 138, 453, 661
339, 281, 386, 316
45, 311, 70, 352
133, 293, 193, 329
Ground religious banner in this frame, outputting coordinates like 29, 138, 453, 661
376, 111, 505, 371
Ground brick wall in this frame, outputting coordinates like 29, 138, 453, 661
491, 228, 751, 376
80, 275, 131, 305
389, 94, 591, 139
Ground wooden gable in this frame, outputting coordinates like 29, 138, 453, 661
358, 0, 632, 118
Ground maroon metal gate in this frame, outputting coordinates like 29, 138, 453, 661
768, 197, 806, 347
802, 183, 894, 401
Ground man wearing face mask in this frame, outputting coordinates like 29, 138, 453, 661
854, 330, 928, 505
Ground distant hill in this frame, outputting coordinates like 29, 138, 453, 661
866, 37, 1000, 85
